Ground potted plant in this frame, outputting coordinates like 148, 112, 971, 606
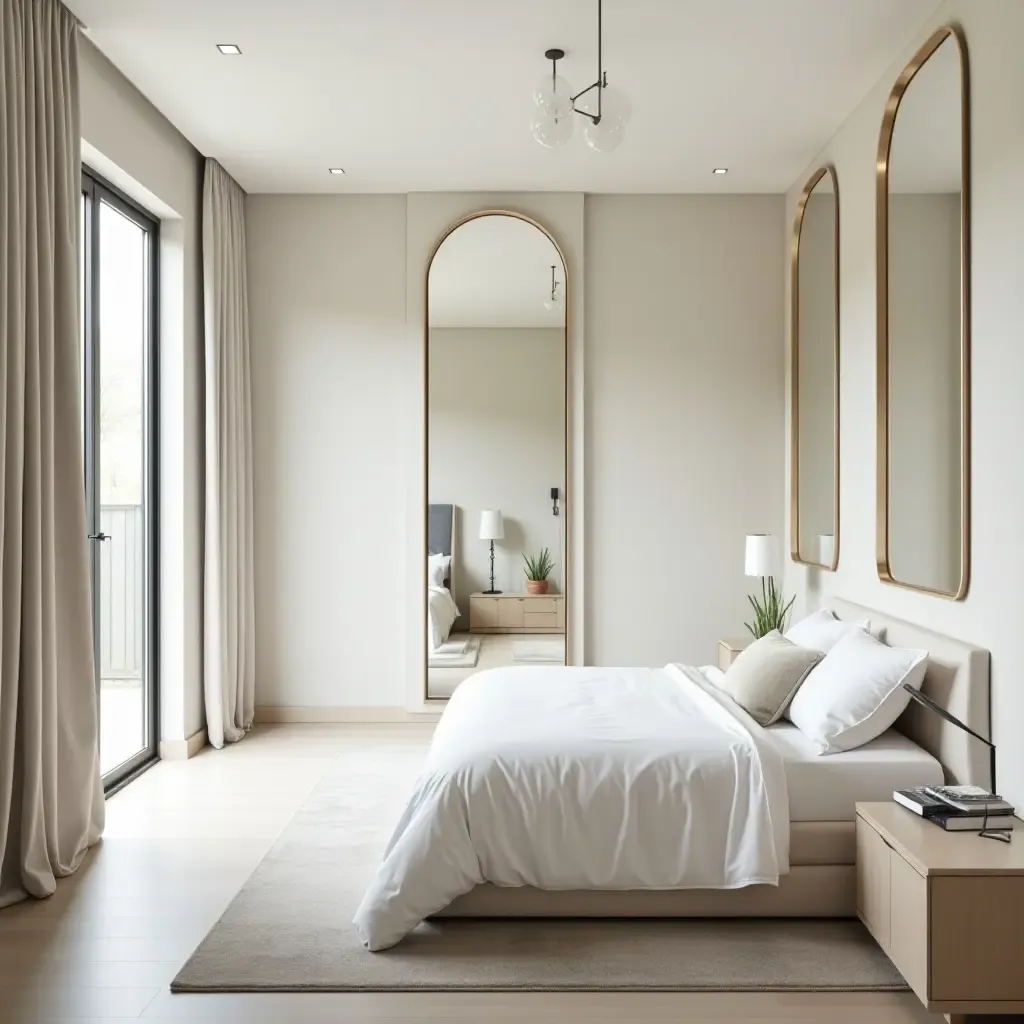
523, 548, 556, 595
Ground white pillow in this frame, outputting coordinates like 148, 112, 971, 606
785, 609, 869, 654
787, 629, 928, 754
427, 554, 450, 589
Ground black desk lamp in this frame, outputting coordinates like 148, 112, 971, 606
901, 683, 1009, 842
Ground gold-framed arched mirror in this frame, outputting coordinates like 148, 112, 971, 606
424, 212, 569, 702
877, 26, 970, 599
790, 165, 840, 570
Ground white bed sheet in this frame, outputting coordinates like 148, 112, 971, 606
766, 722, 944, 821
354, 663, 789, 950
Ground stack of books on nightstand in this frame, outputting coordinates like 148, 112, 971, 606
894, 784, 1016, 831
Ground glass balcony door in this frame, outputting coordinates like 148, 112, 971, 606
81, 169, 158, 790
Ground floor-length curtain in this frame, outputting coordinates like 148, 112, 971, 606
203, 159, 255, 749
0, 0, 104, 908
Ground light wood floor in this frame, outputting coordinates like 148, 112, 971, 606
0, 723, 942, 1023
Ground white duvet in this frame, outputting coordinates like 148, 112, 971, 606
354, 663, 789, 950
426, 586, 459, 650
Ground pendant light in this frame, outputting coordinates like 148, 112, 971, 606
531, 0, 631, 152
543, 265, 564, 312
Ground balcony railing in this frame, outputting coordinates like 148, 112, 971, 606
98, 504, 144, 682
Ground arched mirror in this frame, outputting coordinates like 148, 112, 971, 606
791, 165, 839, 570
425, 213, 568, 701
877, 26, 969, 599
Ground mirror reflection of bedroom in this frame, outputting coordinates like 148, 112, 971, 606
426, 213, 567, 700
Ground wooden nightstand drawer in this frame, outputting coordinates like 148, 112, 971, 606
524, 612, 558, 629
527, 598, 557, 615
855, 815, 891, 949
497, 599, 525, 629
887, 850, 927, 1002
469, 597, 498, 630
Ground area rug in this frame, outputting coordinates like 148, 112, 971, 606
428, 635, 480, 669
172, 745, 907, 993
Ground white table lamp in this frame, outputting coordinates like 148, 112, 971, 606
743, 533, 792, 640
744, 534, 777, 579
479, 510, 503, 594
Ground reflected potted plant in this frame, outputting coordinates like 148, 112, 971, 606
523, 548, 556, 595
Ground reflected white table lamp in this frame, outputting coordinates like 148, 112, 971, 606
818, 534, 835, 567
479, 510, 504, 595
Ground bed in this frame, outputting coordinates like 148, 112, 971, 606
427, 503, 459, 650
356, 599, 990, 949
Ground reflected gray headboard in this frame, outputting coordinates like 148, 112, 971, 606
427, 504, 455, 590
830, 599, 991, 789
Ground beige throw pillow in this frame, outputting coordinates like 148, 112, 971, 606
717, 630, 823, 726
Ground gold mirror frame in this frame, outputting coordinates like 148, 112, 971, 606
422, 210, 571, 703
790, 165, 840, 571
876, 25, 970, 600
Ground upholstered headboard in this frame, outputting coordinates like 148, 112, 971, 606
830, 599, 991, 789
427, 503, 455, 590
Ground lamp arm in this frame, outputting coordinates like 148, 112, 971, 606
902, 682, 996, 792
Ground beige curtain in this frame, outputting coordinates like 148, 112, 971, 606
0, 0, 104, 908
203, 159, 255, 748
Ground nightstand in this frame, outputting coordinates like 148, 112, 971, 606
856, 801, 1024, 1017
469, 593, 565, 634
717, 638, 748, 671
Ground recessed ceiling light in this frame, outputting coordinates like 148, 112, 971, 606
329, 167, 346, 176
217, 44, 242, 55
713, 167, 729, 175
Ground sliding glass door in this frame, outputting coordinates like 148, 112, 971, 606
81, 168, 158, 790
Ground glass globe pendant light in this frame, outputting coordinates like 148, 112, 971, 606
531, 48, 574, 148
531, 0, 630, 153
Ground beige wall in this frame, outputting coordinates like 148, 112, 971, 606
585, 195, 786, 667
428, 328, 565, 621
79, 38, 206, 744
782, 0, 1024, 807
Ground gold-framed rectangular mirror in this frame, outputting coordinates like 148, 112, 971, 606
876, 25, 970, 599
791, 165, 840, 570
424, 211, 569, 702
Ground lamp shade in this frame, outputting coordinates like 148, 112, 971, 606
744, 534, 777, 578
479, 510, 504, 541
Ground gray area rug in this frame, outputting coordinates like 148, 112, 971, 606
173, 739, 907, 993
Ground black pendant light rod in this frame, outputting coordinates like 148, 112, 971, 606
570, 0, 604, 124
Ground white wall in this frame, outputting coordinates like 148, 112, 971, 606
248, 192, 787, 708
79, 38, 206, 744
782, 0, 1024, 807
246, 196, 409, 709
585, 196, 786, 667
428, 328, 565, 619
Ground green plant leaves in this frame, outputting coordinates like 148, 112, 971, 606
743, 577, 796, 639
523, 547, 555, 581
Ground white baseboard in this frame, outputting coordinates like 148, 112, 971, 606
159, 727, 208, 761
254, 706, 441, 724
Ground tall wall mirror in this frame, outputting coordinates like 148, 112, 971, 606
791, 165, 840, 570
877, 26, 969, 599
425, 212, 568, 701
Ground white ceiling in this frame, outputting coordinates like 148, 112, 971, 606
429, 215, 565, 329
67, 0, 942, 194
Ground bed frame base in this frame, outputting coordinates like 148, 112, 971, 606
437, 865, 855, 918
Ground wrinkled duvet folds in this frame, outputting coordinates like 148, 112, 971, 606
353, 664, 789, 950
